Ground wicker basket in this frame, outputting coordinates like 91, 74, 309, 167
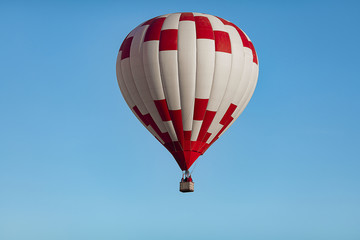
180, 182, 194, 192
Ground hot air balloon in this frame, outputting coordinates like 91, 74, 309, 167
116, 12, 258, 192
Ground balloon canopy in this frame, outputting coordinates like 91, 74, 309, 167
116, 12, 259, 171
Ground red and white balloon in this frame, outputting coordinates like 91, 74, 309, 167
116, 12, 259, 170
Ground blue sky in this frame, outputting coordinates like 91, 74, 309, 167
1, 1, 360, 239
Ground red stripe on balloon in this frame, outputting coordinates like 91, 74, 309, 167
173, 141, 183, 152
202, 132, 212, 143
159, 29, 178, 51
120, 37, 133, 60
184, 131, 192, 140
119, 39, 125, 52
191, 140, 211, 155
216, 17, 258, 64
163, 142, 174, 152
195, 16, 214, 40
119, 33, 131, 52
197, 110, 216, 141
133, 106, 172, 144
191, 141, 201, 152
214, 31, 231, 53
237, 28, 250, 48
144, 18, 166, 42
141, 17, 157, 26
220, 103, 237, 125
193, 98, 209, 120
154, 99, 171, 121
210, 128, 223, 145
209, 104, 238, 146
169, 109, 185, 147
184, 131, 192, 151
151, 118, 173, 143
248, 41, 258, 64
199, 143, 210, 154
235, 27, 259, 64
133, 106, 149, 125
171, 151, 187, 170
216, 17, 230, 26
180, 12, 195, 21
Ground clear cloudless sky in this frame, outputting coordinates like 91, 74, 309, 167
1, 0, 359, 239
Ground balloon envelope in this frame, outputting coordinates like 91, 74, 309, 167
116, 12, 259, 170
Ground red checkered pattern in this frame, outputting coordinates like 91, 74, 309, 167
116, 12, 259, 170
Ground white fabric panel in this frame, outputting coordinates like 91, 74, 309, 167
204, 14, 224, 31
142, 41, 166, 100
220, 25, 245, 104
130, 25, 167, 133
164, 121, 178, 141
235, 63, 259, 116
178, 20, 196, 131
195, 39, 215, 99
158, 14, 170, 18
116, 52, 149, 131
159, 51, 181, 110
121, 58, 148, 115
116, 53, 135, 108
193, 12, 206, 17
242, 31, 252, 42
191, 120, 202, 141
161, 13, 180, 30
206, 52, 232, 111
232, 51, 254, 104
127, 28, 137, 39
